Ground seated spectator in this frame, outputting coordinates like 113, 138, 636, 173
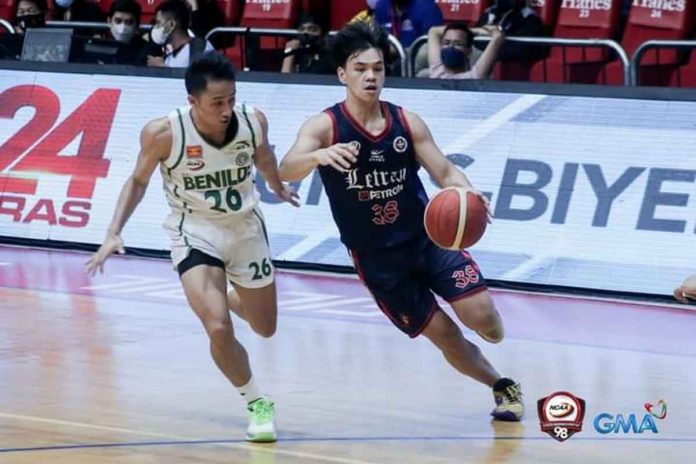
13, 0, 48, 33
476, 0, 544, 62
51, 0, 105, 23
374, 0, 443, 76
281, 12, 333, 74
373, 0, 443, 48
104, 0, 156, 65
427, 23, 505, 79
1, 0, 47, 59
147, 0, 214, 68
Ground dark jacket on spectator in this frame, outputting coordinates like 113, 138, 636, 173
476, 5, 544, 62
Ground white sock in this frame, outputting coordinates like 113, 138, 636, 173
237, 376, 263, 404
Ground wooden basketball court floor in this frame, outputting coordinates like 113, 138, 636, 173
1, 245, 695, 463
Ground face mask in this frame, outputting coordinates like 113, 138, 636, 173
54, 0, 74, 8
15, 13, 45, 29
150, 24, 171, 45
440, 47, 468, 70
111, 23, 135, 42
298, 33, 320, 48
366, 0, 378, 9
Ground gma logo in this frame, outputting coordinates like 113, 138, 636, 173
593, 413, 659, 434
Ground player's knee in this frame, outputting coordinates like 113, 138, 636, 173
252, 318, 276, 338
205, 318, 234, 345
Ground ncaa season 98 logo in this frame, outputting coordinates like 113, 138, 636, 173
537, 391, 586, 442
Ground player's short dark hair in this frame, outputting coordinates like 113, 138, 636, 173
155, 0, 190, 30
109, 0, 142, 25
443, 22, 474, 48
185, 51, 236, 96
328, 21, 390, 70
16, 0, 47, 14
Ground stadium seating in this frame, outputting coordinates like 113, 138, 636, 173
491, 0, 560, 83
529, 0, 623, 84
602, 0, 695, 86
329, 0, 362, 30
227, 0, 299, 70
1, 0, 15, 24
435, 0, 492, 25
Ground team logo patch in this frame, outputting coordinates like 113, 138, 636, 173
235, 152, 251, 166
349, 140, 362, 153
186, 145, 202, 158
369, 149, 385, 163
393, 136, 408, 153
187, 159, 205, 171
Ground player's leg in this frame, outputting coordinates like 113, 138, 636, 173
179, 261, 252, 387
451, 289, 504, 343
427, 244, 523, 421
180, 260, 276, 442
420, 308, 500, 386
221, 209, 278, 441
230, 282, 277, 338
225, 207, 278, 338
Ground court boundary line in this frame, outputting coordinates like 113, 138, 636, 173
0, 412, 377, 464
2, 434, 696, 455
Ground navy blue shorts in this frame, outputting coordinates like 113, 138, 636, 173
350, 234, 487, 338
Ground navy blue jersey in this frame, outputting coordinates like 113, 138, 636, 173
319, 101, 429, 252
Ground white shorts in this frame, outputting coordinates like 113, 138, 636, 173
163, 207, 274, 289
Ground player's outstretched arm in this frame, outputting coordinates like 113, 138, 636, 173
279, 113, 358, 182
253, 109, 300, 207
674, 273, 696, 303
406, 110, 472, 189
85, 118, 171, 275
406, 110, 492, 217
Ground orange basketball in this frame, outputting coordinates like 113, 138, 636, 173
424, 187, 488, 250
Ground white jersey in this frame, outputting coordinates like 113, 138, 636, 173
160, 104, 261, 220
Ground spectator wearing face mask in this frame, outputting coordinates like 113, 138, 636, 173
13, 0, 47, 33
147, 0, 214, 68
476, 0, 544, 62
281, 12, 333, 74
1, 0, 47, 59
427, 23, 505, 79
106, 0, 158, 65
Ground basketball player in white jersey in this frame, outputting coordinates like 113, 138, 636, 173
86, 52, 298, 442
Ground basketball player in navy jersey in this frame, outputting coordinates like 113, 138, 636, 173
279, 21, 523, 421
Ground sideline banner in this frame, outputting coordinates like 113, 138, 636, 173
1, 70, 694, 295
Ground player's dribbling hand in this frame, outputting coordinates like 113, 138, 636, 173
316, 143, 358, 172
674, 274, 696, 303
85, 233, 126, 276
470, 189, 494, 223
271, 182, 301, 207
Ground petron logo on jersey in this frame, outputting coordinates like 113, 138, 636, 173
345, 168, 407, 201
186, 145, 205, 171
